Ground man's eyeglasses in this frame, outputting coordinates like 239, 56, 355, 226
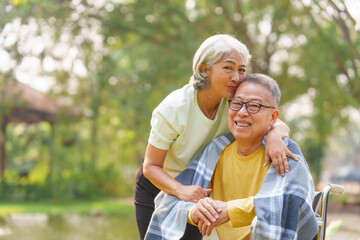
228, 98, 275, 114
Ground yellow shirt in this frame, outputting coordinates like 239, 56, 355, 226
211, 141, 269, 240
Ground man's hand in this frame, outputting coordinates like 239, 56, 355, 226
190, 198, 229, 236
190, 197, 221, 225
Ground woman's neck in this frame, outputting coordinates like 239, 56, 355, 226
197, 89, 222, 120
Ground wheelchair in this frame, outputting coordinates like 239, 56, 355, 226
250, 184, 345, 240
312, 184, 344, 240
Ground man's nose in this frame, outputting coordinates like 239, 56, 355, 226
237, 104, 249, 116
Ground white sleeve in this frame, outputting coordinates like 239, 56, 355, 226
148, 107, 181, 150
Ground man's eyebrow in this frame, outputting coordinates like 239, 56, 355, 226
234, 96, 263, 102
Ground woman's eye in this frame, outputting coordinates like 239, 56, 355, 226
239, 68, 246, 73
224, 66, 232, 70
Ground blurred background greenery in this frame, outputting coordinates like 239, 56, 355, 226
0, 0, 359, 204
0, 0, 359, 239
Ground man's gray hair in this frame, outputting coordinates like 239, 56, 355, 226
189, 34, 251, 90
241, 73, 281, 107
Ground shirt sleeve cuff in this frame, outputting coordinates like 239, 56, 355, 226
227, 197, 256, 228
187, 204, 197, 226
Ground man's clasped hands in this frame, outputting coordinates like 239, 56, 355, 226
189, 197, 229, 236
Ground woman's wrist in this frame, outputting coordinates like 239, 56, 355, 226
172, 182, 184, 197
269, 121, 289, 138
270, 122, 279, 130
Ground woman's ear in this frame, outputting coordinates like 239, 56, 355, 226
200, 63, 208, 76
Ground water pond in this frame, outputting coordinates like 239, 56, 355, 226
0, 213, 139, 240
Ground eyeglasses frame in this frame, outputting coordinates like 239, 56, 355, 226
228, 98, 276, 114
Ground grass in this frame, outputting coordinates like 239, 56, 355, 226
0, 198, 134, 216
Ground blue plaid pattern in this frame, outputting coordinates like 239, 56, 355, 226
145, 134, 318, 240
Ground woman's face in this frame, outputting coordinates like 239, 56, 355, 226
201, 50, 246, 99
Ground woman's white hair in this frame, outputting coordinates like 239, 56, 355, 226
189, 34, 251, 90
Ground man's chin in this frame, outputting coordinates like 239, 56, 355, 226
232, 132, 250, 141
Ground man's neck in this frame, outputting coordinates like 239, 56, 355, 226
236, 140, 263, 157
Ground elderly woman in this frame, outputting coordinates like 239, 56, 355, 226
134, 34, 297, 239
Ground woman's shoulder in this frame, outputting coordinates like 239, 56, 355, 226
156, 84, 195, 110
150, 84, 195, 131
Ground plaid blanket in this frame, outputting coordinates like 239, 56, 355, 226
145, 133, 318, 240
251, 138, 319, 239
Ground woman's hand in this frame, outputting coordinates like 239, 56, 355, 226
176, 185, 212, 203
264, 120, 298, 176
143, 144, 212, 200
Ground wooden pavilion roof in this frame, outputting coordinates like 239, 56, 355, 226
1, 81, 73, 124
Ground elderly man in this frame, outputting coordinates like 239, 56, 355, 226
145, 74, 318, 240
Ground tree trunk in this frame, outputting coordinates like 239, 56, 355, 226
0, 119, 7, 182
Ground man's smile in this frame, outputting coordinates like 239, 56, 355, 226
235, 121, 251, 127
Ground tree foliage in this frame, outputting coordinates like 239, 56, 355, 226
0, 0, 359, 198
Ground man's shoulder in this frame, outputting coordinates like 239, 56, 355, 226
283, 138, 302, 153
194, 132, 235, 159
212, 132, 235, 145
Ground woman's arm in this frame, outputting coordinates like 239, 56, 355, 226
264, 118, 298, 176
143, 143, 212, 202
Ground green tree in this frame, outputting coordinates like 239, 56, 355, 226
1, 0, 359, 196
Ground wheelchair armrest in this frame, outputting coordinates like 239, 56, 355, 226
328, 184, 344, 195
316, 216, 324, 227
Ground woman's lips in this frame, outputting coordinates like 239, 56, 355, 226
228, 86, 237, 91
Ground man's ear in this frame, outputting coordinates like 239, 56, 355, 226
270, 109, 280, 125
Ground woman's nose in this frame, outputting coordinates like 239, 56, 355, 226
231, 71, 240, 83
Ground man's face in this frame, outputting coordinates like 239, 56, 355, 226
228, 82, 279, 143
